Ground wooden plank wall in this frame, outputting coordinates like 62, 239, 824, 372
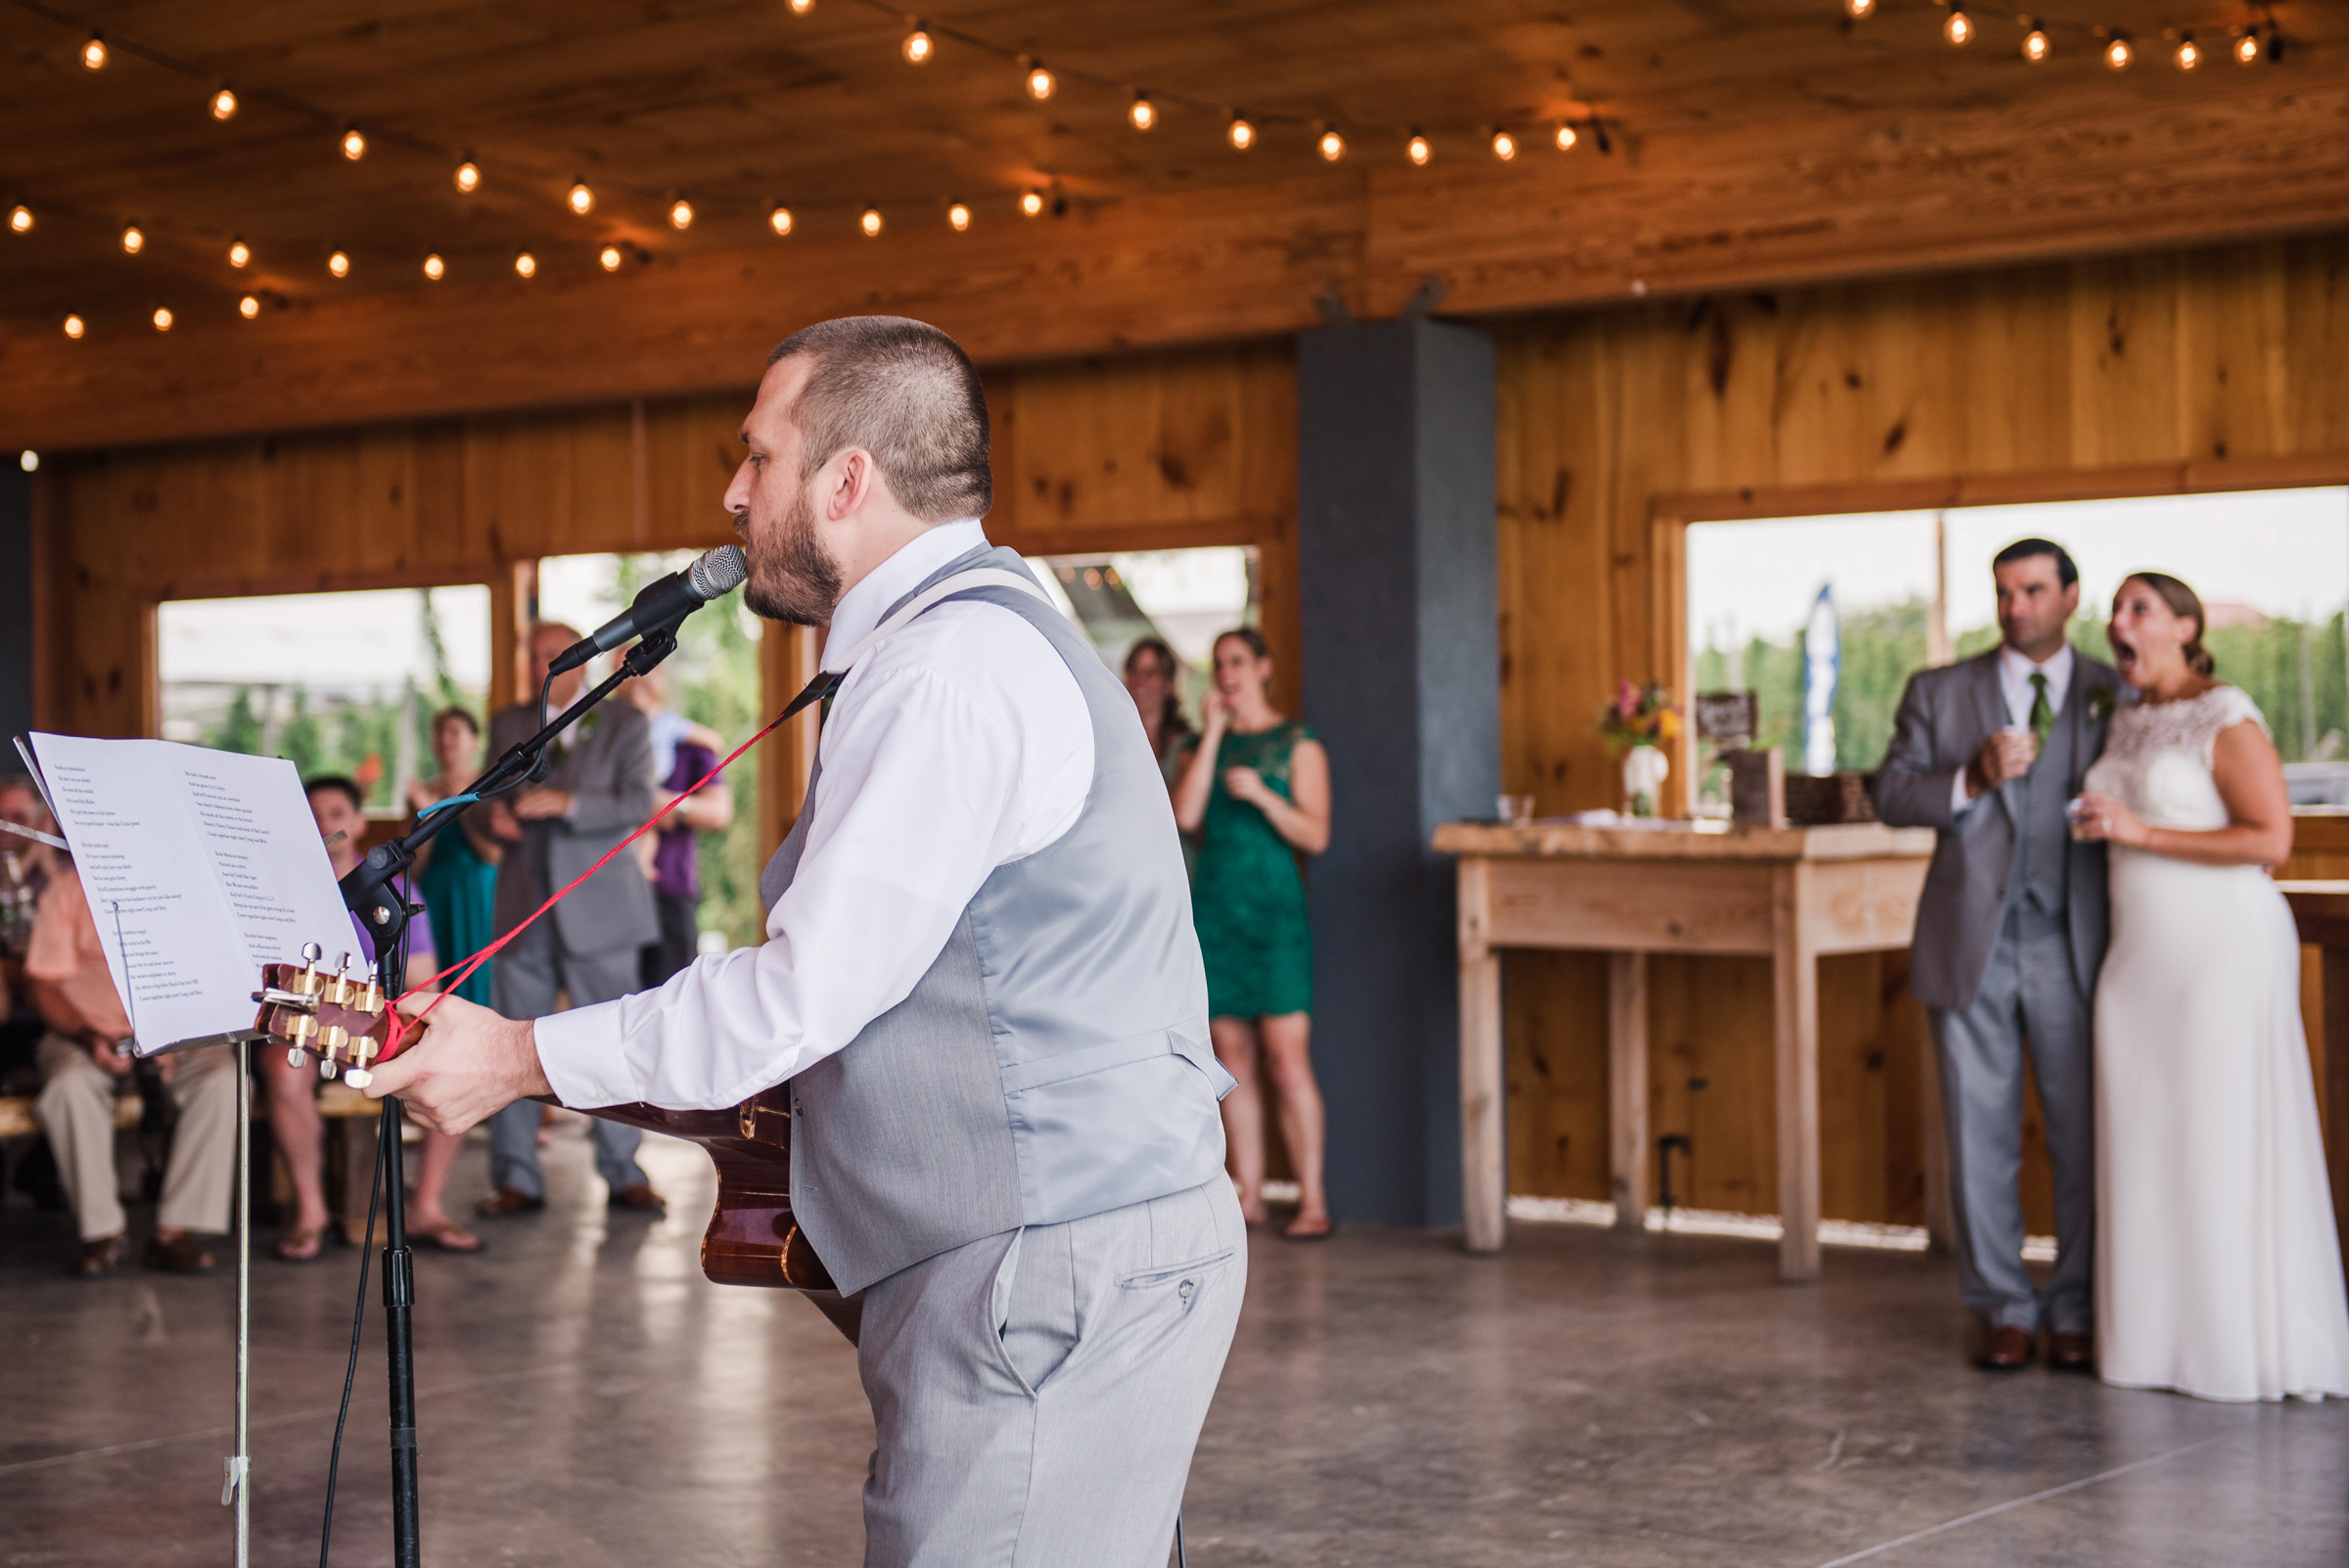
1497, 232, 2349, 1225
32, 340, 1300, 857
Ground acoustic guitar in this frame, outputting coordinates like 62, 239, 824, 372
253, 944, 860, 1344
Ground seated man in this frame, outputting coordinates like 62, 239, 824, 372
26, 857, 237, 1275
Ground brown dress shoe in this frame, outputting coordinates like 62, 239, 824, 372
2049, 1331, 2096, 1372
145, 1231, 216, 1274
476, 1186, 546, 1218
72, 1234, 124, 1276
607, 1182, 666, 1214
1977, 1324, 2034, 1370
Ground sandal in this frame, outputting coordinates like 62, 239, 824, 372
274, 1225, 331, 1263
1282, 1215, 1335, 1242
414, 1221, 482, 1253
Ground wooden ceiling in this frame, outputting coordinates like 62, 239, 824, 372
3, 0, 2345, 450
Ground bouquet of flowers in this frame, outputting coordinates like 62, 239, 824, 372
1598, 680, 1681, 751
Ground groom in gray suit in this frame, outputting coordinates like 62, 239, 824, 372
1874, 538, 2120, 1372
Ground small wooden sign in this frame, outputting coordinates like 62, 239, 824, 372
1694, 690, 1760, 744
1725, 747, 1786, 828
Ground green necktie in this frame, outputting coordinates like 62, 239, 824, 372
2027, 671, 2054, 746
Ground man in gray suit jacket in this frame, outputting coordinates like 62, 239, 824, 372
1873, 538, 2120, 1373
476, 621, 665, 1216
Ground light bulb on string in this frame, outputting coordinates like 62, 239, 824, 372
121, 225, 144, 254
228, 237, 251, 267
600, 245, 624, 271
1406, 131, 1431, 166
789, 0, 812, 12
947, 200, 971, 231
861, 207, 884, 238
1844, 0, 1874, 17
1318, 125, 1346, 161
1026, 63, 1055, 100
1491, 128, 1517, 161
81, 34, 107, 69
341, 128, 367, 161
454, 159, 481, 193
1021, 189, 1045, 218
2175, 31, 2200, 70
1227, 115, 1255, 151
2023, 23, 2050, 62
63, 314, 85, 339
423, 254, 445, 280
2234, 28, 2262, 65
328, 251, 350, 278
514, 252, 537, 278
152, 306, 173, 333
1944, 4, 1973, 47
1129, 94, 1156, 131
8, 205, 30, 234
902, 24, 933, 64
210, 85, 238, 120
669, 198, 694, 230
2103, 32, 2133, 70
239, 295, 260, 319
568, 181, 594, 215
1555, 122, 1579, 152
769, 205, 794, 236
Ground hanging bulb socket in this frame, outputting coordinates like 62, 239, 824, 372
228, 237, 251, 267
210, 85, 239, 121
2174, 31, 2201, 70
947, 200, 971, 231
860, 207, 884, 238
454, 159, 482, 194
1227, 114, 1255, 151
1944, 3, 1973, 47
769, 205, 795, 236
902, 23, 933, 64
1317, 125, 1346, 162
2234, 28, 2262, 66
1129, 93, 1156, 131
1406, 131, 1432, 166
81, 33, 108, 70
2022, 23, 2050, 62
2103, 32, 2134, 70
568, 180, 594, 215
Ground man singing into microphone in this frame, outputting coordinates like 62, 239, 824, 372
369, 316, 1244, 1567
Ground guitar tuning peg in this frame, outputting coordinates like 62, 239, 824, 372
300, 942, 323, 965
344, 1069, 373, 1090
319, 1057, 337, 1080
286, 1046, 304, 1069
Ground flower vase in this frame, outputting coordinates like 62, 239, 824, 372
1621, 744, 1669, 818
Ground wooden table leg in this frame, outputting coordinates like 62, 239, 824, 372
1458, 858, 1507, 1254
1917, 1002, 1954, 1256
1608, 950, 1649, 1231
1772, 865, 1822, 1283
2325, 947, 2349, 1278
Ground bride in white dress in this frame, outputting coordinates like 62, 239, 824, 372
2072, 572, 2349, 1402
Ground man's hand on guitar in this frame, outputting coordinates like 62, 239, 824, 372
361, 991, 551, 1135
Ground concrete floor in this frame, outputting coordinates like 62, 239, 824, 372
4, 1122, 2346, 1567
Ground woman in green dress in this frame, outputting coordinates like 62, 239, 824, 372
1174, 628, 1333, 1238
405, 707, 501, 1007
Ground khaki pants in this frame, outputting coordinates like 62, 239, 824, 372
34, 1035, 239, 1242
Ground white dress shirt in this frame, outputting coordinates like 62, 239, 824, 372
534, 519, 1095, 1110
1952, 642, 2074, 814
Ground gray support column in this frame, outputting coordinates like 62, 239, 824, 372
0, 465, 31, 747
1297, 319, 1498, 1229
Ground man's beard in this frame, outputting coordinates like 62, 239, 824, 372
741, 484, 844, 627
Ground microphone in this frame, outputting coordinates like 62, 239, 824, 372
548, 546, 748, 674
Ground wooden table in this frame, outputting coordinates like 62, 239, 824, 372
2275, 882, 2349, 1273
1435, 820, 1937, 1282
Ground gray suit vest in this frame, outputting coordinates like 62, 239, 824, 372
759, 543, 1233, 1296
2007, 685, 2078, 917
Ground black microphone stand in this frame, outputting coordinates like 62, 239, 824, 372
335, 625, 679, 1568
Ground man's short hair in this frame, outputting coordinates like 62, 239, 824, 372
530, 620, 582, 645
766, 316, 992, 524
305, 775, 367, 813
1993, 536, 2078, 589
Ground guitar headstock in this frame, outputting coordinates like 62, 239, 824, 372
253, 942, 396, 1088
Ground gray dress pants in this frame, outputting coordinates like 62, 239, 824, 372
855, 1176, 1245, 1568
1928, 903, 2096, 1333
486, 915, 648, 1198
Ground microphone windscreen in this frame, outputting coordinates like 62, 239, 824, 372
691, 545, 749, 600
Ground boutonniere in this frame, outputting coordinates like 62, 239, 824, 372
2087, 688, 2118, 724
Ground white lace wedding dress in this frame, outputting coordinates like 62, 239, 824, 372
2086, 685, 2349, 1401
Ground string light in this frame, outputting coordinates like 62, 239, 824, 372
341, 127, 367, 161
454, 159, 481, 193
20, 451, 36, 472
8, 205, 29, 234
423, 253, 445, 280
2234, 28, 2262, 64
860, 207, 884, 237
1318, 125, 1346, 161
1406, 131, 1432, 166
152, 306, 173, 332
600, 244, 624, 270
1555, 122, 1579, 152
1227, 114, 1255, 151
1026, 63, 1055, 100
210, 85, 239, 121
120, 225, 144, 254
1844, 0, 1874, 16
1129, 94, 1156, 131
228, 237, 251, 267
1944, 3, 1974, 47
2174, 31, 2200, 70
902, 23, 933, 65
239, 295, 260, 318
514, 252, 537, 277
669, 198, 695, 229
769, 205, 794, 236
2103, 32, 2133, 70
81, 33, 107, 70
328, 250, 350, 277
789, 0, 812, 12
1491, 128, 1517, 161
1021, 189, 1045, 217
2023, 22, 2050, 61
64, 314, 84, 339
947, 200, 971, 231
568, 180, 594, 215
